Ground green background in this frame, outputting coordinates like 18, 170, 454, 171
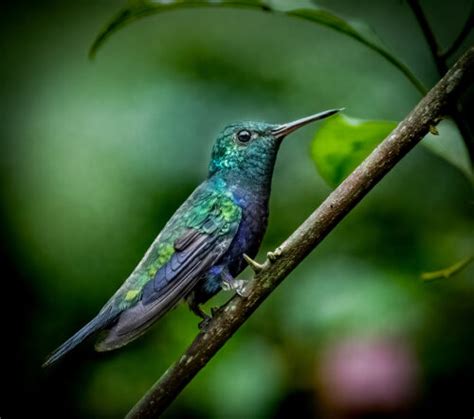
1, 1, 473, 417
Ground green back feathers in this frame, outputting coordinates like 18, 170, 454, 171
113, 182, 240, 310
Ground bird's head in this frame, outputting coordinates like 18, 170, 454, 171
208, 109, 342, 181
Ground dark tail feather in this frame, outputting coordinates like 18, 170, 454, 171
42, 309, 114, 367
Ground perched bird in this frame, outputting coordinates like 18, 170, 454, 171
43, 109, 340, 367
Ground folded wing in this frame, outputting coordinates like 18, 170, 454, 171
95, 192, 241, 351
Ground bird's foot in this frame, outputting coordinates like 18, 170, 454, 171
189, 302, 213, 331
210, 306, 224, 317
267, 247, 283, 262
243, 253, 265, 273
198, 315, 212, 331
221, 277, 249, 297
197, 305, 228, 330
197, 307, 226, 331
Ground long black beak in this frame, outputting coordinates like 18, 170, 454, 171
271, 108, 343, 139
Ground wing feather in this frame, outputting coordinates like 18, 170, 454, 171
95, 192, 241, 351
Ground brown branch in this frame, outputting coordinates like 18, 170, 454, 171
126, 47, 474, 419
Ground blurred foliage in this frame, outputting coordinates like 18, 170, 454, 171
90, 0, 427, 93
311, 114, 397, 186
92, 0, 472, 186
312, 115, 472, 188
422, 119, 473, 182
0, 0, 473, 418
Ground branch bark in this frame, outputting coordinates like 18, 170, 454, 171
126, 47, 474, 419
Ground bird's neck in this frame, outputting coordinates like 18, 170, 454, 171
208, 142, 281, 198
210, 153, 279, 199
210, 169, 270, 192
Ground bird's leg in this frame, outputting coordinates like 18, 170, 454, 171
188, 298, 212, 330
210, 306, 224, 317
243, 253, 265, 273
221, 269, 249, 297
196, 310, 212, 331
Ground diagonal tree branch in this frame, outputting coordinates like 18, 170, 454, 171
126, 47, 474, 419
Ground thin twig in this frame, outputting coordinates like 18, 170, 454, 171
126, 47, 474, 419
407, 0, 446, 72
408, 0, 474, 167
421, 255, 474, 281
441, 4, 474, 59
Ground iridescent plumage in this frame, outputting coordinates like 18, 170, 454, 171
43, 110, 340, 366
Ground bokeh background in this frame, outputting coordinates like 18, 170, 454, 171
1, 0, 473, 418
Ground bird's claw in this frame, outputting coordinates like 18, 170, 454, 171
198, 315, 212, 331
210, 306, 223, 317
267, 247, 282, 262
197, 306, 225, 331
243, 253, 265, 273
222, 278, 249, 297
235, 280, 250, 297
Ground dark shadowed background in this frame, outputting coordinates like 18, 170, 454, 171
1, 0, 473, 418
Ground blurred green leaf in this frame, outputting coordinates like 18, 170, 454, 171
311, 114, 397, 187
312, 115, 473, 188
89, 0, 427, 94
422, 119, 473, 182
89, 0, 267, 59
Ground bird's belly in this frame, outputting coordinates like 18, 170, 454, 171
224, 211, 267, 274
191, 202, 268, 304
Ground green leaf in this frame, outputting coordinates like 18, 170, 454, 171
89, 0, 427, 94
311, 114, 397, 187
312, 115, 473, 188
89, 0, 267, 59
421, 119, 473, 182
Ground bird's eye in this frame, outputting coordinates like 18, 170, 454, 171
236, 130, 252, 144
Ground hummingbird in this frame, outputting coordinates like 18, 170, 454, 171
43, 108, 341, 367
